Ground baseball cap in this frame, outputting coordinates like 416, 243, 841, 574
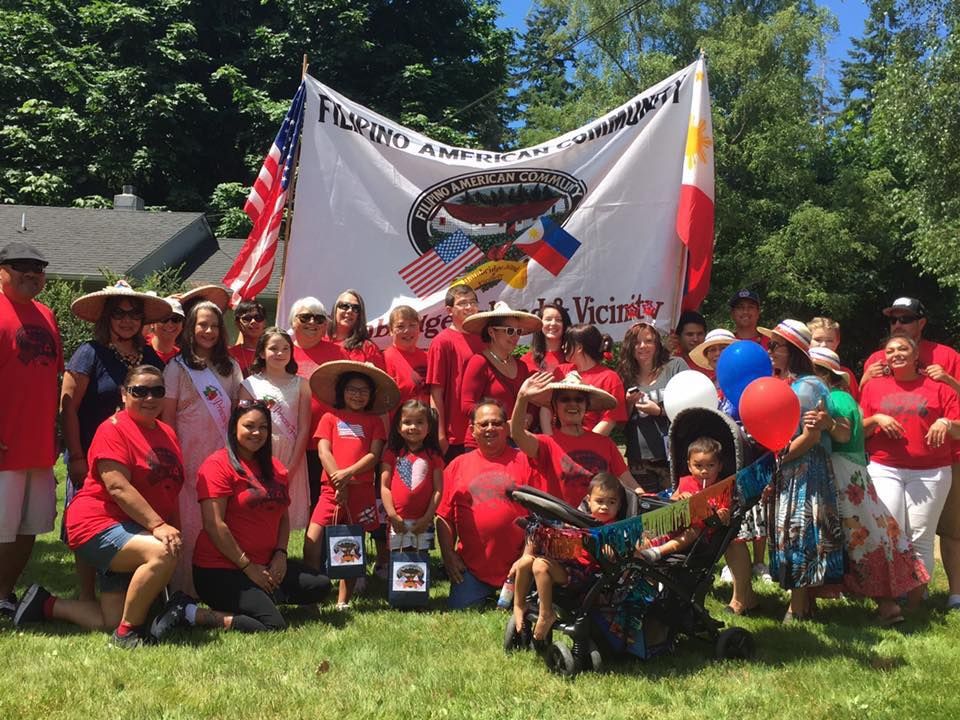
729, 289, 760, 308
0, 241, 48, 266
882, 297, 926, 318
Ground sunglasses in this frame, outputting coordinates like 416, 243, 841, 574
110, 307, 145, 321
159, 316, 183, 325
238, 313, 265, 323
337, 302, 362, 313
556, 394, 587, 404
238, 398, 269, 410
126, 385, 165, 399
889, 315, 919, 325
296, 313, 327, 324
4, 260, 47, 274
490, 326, 523, 337
767, 340, 785, 351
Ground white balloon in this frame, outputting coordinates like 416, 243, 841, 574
662, 370, 719, 421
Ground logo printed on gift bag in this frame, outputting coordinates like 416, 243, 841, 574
393, 561, 428, 592
329, 536, 364, 566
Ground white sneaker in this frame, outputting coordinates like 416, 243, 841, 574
718, 565, 733, 585
752, 563, 773, 582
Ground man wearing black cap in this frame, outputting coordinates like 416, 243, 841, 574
729, 289, 768, 349
862, 296, 960, 610
0, 241, 63, 619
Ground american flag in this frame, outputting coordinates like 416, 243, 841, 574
337, 420, 366, 439
222, 82, 307, 305
399, 230, 485, 298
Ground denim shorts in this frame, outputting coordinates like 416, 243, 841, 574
76, 520, 144, 593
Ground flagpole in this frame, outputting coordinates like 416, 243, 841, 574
274, 54, 309, 325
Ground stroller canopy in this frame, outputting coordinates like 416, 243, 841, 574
667, 407, 748, 490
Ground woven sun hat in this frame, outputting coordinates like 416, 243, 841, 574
461, 300, 542, 335
174, 284, 230, 312
309, 360, 401, 415
689, 328, 736, 369
758, 319, 811, 356
529, 370, 618, 411
70, 280, 173, 323
809, 347, 852, 383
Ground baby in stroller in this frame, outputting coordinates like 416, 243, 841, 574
511, 472, 623, 640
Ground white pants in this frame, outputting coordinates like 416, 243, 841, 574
868, 462, 952, 578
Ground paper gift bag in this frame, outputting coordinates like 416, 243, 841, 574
325, 522, 366, 579
387, 550, 430, 608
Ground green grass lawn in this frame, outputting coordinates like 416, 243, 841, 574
3, 468, 960, 720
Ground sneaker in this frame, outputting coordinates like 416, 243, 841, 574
149, 591, 192, 641
718, 566, 733, 585
13, 584, 50, 627
110, 628, 146, 649
0, 593, 17, 620
752, 563, 773, 583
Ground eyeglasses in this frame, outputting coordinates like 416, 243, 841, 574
110, 307, 145, 321
126, 385, 165, 399
337, 302, 362, 313
474, 419, 506, 428
238, 313, 265, 324
296, 313, 327, 324
767, 340, 785, 351
490, 326, 523, 337
453, 299, 478, 309
159, 316, 183, 325
889, 315, 919, 325
556, 394, 587, 404
344, 385, 371, 396
3, 260, 47, 274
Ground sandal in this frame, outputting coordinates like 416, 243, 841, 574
877, 613, 904, 627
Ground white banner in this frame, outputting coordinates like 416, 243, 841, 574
279, 61, 703, 347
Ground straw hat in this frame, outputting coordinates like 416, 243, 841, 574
309, 360, 401, 415
175, 284, 230, 312
461, 301, 542, 335
758, 319, 811, 356
70, 280, 172, 323
529, 370, 618, 411
809, 347, 853, 385
689, 329, 736, 369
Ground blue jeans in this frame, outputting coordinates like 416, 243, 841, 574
447, 567, 496, 609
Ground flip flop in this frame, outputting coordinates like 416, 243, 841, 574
878, 613, 905, 627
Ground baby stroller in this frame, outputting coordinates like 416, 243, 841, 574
505, 407, 772, 676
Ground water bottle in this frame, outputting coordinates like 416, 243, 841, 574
497, 577, 515, 609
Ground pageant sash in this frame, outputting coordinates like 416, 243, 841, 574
178, 357, 232, 435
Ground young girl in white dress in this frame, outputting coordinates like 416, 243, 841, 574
239, 327, 313, 529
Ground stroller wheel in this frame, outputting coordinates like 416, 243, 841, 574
546, 641, 579, 677
504, 615, 533, 652
715, 627, 755, 660
587, 640, 603, 673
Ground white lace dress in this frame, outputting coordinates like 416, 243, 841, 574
241, 372, 311, 529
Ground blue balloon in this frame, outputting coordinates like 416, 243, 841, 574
715, 340, 773, 408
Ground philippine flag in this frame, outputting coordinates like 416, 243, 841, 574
513, 216, 581, 276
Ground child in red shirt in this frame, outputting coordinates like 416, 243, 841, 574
512, 472, 624, 640
303, 361, 399, 609
380, 400, 444, 551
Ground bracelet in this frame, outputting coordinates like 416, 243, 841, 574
273, 548, 288, 556
829, 418, 838, 433
238, 552, 250, 570
936, 418, 952, 429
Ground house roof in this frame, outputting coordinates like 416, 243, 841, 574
0, 204, 209, 279
186, 238, 284, 296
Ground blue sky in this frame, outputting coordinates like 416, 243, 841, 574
496, 0, 871, 89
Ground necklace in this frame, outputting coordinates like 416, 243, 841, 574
487, 348, 511, 366
109, 342, 142, 369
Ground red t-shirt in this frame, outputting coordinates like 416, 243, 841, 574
381, 447, 445, 519
860, 374, 960, 469
425, 327, 485, 446
337, 338, 386, 370
154, 345, 180, 364
577, 364, 628, 430
65, 411, 184, 548
294, 340, 346, 449
228, 345, 257, 378
864, 339, 960, 378
193, 449, 289, 568
461, 354, 530, 447
315, 410, 386, 487
736, 332, 769, 349
519, 349, 567, 375
437, 446, 545, 587
383, 345, 429, 406
532, 432, 627, 506
0, 292, 63, 471
839, 364, 860, 402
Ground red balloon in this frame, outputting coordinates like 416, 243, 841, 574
738, 377, 801, 451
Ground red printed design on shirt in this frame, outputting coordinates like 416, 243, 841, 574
533, 433, 627, 506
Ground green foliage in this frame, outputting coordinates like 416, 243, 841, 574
208, 182, 252, 238
37, 265, 186, 361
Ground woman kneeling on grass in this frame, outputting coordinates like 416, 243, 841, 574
15, 365, 185, 648
163, 401, 332, 634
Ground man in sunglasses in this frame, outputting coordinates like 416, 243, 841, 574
861, 296, 960, 611
0, 241, 63, 619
